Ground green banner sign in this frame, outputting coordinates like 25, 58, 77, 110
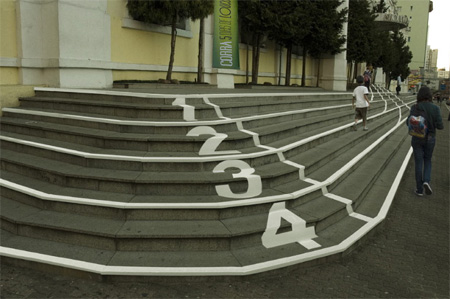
213, 0, 240, 69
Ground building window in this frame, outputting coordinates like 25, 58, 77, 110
122, 18, 193, 38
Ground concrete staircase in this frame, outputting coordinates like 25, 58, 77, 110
0, 86, 415, 277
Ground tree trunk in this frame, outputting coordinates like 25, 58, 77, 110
347, 62, 353, 84
316, 56, 321, 88
197, 18, 205, 83
251, 34, 261, 84
278, 45, 282, 86
285, 44, 292, 86
301, 47, 307, 87
246, 43, 249, 84
166, 13, 177, 81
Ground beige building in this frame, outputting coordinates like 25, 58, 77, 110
0, 0, 349, 113
396, 0, 433, 73
425, 46, 438, 71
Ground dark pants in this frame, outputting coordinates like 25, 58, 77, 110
411, 136, 436, 193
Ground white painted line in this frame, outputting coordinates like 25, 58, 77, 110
298, 239, 322, 250
0, 178, 295, 209
0, 89, 413, 275
34, 87, 352, 99
325, 193, 354, 214
0, 146, 412, 277
324, 193, 373, 222
2, 103, 351, 127
1, 102, 407, 164
350, 213, 373, 223
0, 118, 408, 209
202, 96, 229, 120
324, 117, 405, 186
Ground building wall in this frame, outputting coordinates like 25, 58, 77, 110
0, 0, 35, 115
397, 0, 431, 72
1, 0, 347, 112
0, 0, 19, 85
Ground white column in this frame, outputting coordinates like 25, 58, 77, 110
16, 0, 112, 88
58, 0, 112, 88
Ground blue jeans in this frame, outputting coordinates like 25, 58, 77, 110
411, 136, 436, 193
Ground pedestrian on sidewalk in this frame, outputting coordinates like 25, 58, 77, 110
352, 75, 370, 131
406, 86, 444, 196
396, 74, 402, 96
363, 67, 372, 90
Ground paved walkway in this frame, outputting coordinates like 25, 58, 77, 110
1, 97, 449, 299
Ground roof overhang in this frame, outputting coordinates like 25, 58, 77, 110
374, 13, 409, 31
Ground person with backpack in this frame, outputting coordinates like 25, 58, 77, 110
406, 86, 444, 196
363, 67, 371, 90
352, 75, 370, 131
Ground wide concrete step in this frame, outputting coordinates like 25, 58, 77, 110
0, 113, 411, 248
0, 87, 415, 276
0, 107, 406, 202
0, 100, 402, 168
0, 129, 410, 270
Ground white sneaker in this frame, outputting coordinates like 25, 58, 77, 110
363, 127, 369, 131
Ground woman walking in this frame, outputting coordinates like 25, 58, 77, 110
407, 86, 444, 196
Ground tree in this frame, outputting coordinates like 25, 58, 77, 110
378, 31, 412, 88
188, 0, 214, 83
347, 0, 377, 82
266, 0, 312, 86
238, 0, 273, 84
127, 0, 192, 81
304, 0, 347, 87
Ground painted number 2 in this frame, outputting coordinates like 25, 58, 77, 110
187, 126, 240, 156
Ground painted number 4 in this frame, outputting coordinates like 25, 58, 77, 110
262, 202, 321, 250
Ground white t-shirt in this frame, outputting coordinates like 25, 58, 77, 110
353, 85, 369, 108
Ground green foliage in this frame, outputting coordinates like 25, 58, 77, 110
347, 0, 377, 64
264, 0, 312, 49
381, 31, 412, 81
127, 0, 190, 26
307, 0, 347, 58
239, 0, 346, 85
238, 0, 273, 43
188, 0, 214, 21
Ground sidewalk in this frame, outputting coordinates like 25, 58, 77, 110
1, 100, 449, 299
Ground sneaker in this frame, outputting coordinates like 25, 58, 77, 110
423, 182, 433, 195
363, 127, 369, 131
415, 190, 424, 196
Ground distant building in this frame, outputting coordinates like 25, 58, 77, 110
425, 46, 438, 71
437, 69, 450, 79
395, 0, 433, 73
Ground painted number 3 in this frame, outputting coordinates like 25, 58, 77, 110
213, 160, 262, 199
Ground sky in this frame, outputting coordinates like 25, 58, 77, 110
427, 0, 450, 70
